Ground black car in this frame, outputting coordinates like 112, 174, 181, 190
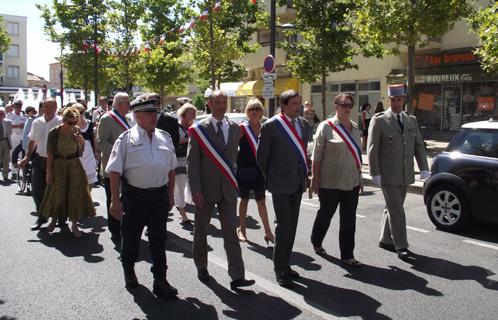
424, 118, 498, 231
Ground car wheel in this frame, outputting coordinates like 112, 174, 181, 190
426, 184, 470, 231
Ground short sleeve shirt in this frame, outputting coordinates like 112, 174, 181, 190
106, 125, 177, 189
28, 115, 62, 157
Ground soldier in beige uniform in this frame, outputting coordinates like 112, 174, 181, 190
367, 84, 430, 260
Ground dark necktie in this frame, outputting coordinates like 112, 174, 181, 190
216, 121, 225, 147
397, 114, 404, 131
0, 121, 4, 138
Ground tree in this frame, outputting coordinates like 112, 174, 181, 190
189, 0, 266, 90
278, 0, 357, 119
0, 16, 10, 55
469, 1, 498, 73
353, 0, 470, 113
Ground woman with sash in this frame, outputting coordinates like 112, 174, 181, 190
237, 98, 274, 244
310, 93, 363, 267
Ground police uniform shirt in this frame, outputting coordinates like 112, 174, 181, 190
105, 125, 177, 189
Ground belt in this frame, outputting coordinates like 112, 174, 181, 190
54, 154, 79, 160
34, 153, 47, 159
122, 182, 167, 193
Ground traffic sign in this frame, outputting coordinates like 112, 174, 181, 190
263, 79, 274, 99
263, 55, 275, 73
263, 72, 276, 80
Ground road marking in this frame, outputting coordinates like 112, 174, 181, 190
406, 226, 430, 233
301, 202, 320, 208
356, 214, 366, 218
170, 239, 339, 320
463, 240, 498, 251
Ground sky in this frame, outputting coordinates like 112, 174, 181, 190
2, 0, 59, 80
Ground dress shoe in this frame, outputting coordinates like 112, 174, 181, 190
397, 248, 415, 261
30, 218, 47, 231
197, 268, 211, 282
378, 242, 396, 252
275, 272, 294, 287
287, 268, 300, 280
123, 265, 139, 288
230, 278, 255, 290
153, 279, 178, 298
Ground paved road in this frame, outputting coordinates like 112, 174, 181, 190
1, 182, 497, 320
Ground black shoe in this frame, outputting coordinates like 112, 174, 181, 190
275, 272, 294, 287
397, 248, 415, 261
123, 265, 139, 288
378, 242, 396, 252
287, 268, 300, 280
30, 218, 47, 231
153, 279, 178, 298
230, 278, 255, 290
197, 268, 211, 282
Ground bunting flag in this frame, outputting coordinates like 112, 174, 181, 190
213, 1, 222, 12
144, 43, 151, 53
200, 9, 209, 21
250, 0, 257, 4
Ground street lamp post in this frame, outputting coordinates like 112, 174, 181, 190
59, 44, 64, 107
93, 0, 98, 106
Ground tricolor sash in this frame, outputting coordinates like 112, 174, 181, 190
109, 109, 131, 130
240, 121, 258, 158
326, 120, 362, 170
188, 123, 238, 190
273, 113, 308, 173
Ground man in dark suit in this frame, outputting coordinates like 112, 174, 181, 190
257, 89, 309, 287
187, 90, 254, 291
149, 93, 180, 150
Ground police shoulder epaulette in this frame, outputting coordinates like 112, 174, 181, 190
157, 128, 172, 138
374, 112, 385, 117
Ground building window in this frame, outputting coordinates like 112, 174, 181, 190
7, 66, 20, 79
340, 82, 356, 92
7, 22, 19, 36
7, 45, 19, 57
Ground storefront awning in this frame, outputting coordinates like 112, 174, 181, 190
204, 82, 243, 97
236, 78, 299, 96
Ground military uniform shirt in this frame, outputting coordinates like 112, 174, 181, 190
7, 112, 27, 135
105, 125, 177, 189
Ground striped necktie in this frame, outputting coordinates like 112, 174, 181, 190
216, 121, 225, 147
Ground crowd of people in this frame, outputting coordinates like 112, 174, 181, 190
0, 84, 429, 299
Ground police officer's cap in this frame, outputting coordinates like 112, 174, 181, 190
388, 84, 406, 97
13, 99, 23, 106
130, 99, 157, 113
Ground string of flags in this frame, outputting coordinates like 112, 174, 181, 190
78, 0, 257, 57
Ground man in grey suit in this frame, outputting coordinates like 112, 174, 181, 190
0, 107, 13, 184
257, 89, 309, 287
96, 92, 131, 245
187, 90, 254, 291
367, 84, 430, 261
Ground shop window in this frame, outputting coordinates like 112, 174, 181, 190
330, 84, 340, 92
370, 81, 381, 91
7, 22, 19, 35
311, 85, 323, 93
358, 82, 370, 91
340, 82, 356, 92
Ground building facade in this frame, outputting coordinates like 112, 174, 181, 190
0, 14, 27, 88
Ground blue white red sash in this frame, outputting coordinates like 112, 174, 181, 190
188, 123, 238, 190
109, 109, 131, 130
326, 120, 362, 170
273, 113, 308, 173
240, 121, 258, 158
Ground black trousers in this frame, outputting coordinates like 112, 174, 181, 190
31, 154, 46, 218
104, 177, 121, 239
120, 184, 169, 280
311, 187, 360, 260
272, 189, 302, 273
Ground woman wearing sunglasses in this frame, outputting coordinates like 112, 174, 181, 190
40, 106, 96, 238
310, 93, 363, 267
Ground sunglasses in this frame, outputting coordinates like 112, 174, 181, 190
247, 107, 262, 112
336, 102, 353, 109
66, 120, 78, 126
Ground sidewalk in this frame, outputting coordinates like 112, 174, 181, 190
360, 139, 449, 194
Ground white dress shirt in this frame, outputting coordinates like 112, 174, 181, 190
209, 115, 229, 144
28, 115, 62, 157
284, 113, 303, 139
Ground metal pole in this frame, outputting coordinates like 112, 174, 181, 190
60, 45, 64, 107
269, 0, 276, 117
93, 0, 98, 105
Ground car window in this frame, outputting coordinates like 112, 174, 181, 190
453, 129, 498, 158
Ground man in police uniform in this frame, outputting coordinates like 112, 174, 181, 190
106, 99, 178, 298
367, 84, 430, 261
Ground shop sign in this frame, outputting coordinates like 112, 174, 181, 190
415, 50, 478, 68
415, 73, 473, 83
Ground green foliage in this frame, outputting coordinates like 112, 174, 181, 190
0, 17, 10, 54
469, 1, 498, 72
192, 93, 206, 111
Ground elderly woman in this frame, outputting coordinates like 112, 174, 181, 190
310, 93, 363, 267
40, 107, 96, 238
237, 98, 274, 244
74, 103, 98, 185
175, 103, 196, 224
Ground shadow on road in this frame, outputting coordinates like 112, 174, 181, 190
408, 254, 498, 290
247, 241, 322, 271
292, 276, 392, 320
437, 222, 498, 244
127, 285, 219, 320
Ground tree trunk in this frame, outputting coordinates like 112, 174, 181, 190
321, 66, 327, 120
209, 1, 216, 90
406, 44, 415, 113
160, 85, 165, 107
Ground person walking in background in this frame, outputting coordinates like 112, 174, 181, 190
236, 98, 274, 244
8, 100, 26, 180
360, 102, 372, 152
74, 103, 98, 185
92, 96, 107, 124
40, 107, 95, 238
368, 84, 430, 261
374, 101, 384, 114
106, 99, 178, 298
0, 108, 13, 184
20, 99, 62, 231
175, 103, 196, 224
11, 107, 37, 174
310, 94, 363, 267
303, 100, 320, 141
96, 93, 131, 245
188, 90, 255, 291
257, 89, 309, 287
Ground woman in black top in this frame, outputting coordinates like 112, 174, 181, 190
237, 98, 274, 244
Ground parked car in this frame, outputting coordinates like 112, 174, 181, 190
423, 118, 498, 231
